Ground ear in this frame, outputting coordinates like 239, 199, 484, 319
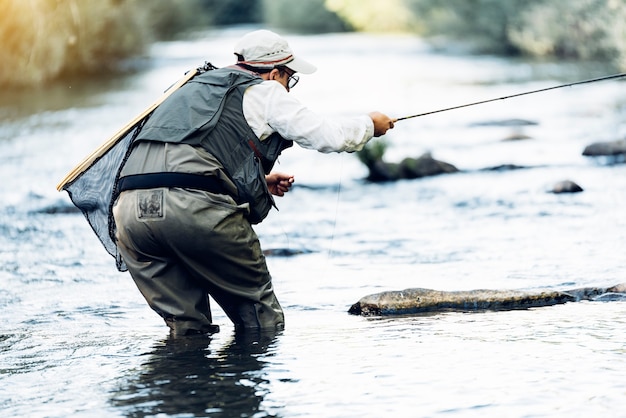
268, 68, 281, 81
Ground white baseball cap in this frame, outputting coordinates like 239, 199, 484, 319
234, 30, 317, 74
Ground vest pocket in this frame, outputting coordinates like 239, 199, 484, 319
231, 152, 275, 224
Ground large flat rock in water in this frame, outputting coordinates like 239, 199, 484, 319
349, 284, 626, 316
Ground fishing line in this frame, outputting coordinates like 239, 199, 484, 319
327, 153, 344, 260
396, 72, 626, 121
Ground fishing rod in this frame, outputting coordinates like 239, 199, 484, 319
396, 72, 626, 121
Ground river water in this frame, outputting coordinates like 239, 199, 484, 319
1, 27, 625, 417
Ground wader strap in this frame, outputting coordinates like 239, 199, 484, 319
118, 172, 228, 194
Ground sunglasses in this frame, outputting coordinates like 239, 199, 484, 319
278, 66, 299, 89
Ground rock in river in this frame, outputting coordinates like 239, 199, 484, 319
549, 180, 583, 194
348, 283, 626, 316
582, 139, 626, 157
360, 151, 459, 182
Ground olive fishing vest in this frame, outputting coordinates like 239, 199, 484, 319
130, 66, 293, 223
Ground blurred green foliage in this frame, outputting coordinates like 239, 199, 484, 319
406, 0, 626, 65
0, 0, 258, 88
2, 0, 626, 88
262, 0, 349, 33
329, 0, 626, 67
356, 138, 389, 167
325, 0, 419, 32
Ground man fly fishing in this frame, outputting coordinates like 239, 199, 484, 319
111, 30, 395, 336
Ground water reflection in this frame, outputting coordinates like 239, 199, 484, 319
111, 330, 281, 417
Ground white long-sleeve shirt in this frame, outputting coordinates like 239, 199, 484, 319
243, 80, 374, 153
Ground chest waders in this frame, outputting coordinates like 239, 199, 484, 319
113, 67, 292, 334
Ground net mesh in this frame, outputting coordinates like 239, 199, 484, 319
63, 119, 147, 271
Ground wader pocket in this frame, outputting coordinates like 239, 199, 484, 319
231, 153, 275, 224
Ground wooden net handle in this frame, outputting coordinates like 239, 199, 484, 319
56, 68, 198, 191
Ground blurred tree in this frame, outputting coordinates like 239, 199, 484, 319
4, 0, 626, 88
145, 0, 213, 39
325, 0, 418, 32
201, 0, 262, 25
262, 0, 349, 33
0, 0, 214, 87
406, 0, 543, 54
406, 0, 626, 69
507, 0, 626, 64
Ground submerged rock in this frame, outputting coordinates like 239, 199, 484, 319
549, 180, 583, 194
469, 118, 538, 127
582, 139, 626, 157
501, 132, 532, 141
398, 153, 459, 179
35, 204, 81, 214
262, 248, 312, 257
480, 164, 529, 172
359, 151, 459, 182
348, 283, 626, 316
